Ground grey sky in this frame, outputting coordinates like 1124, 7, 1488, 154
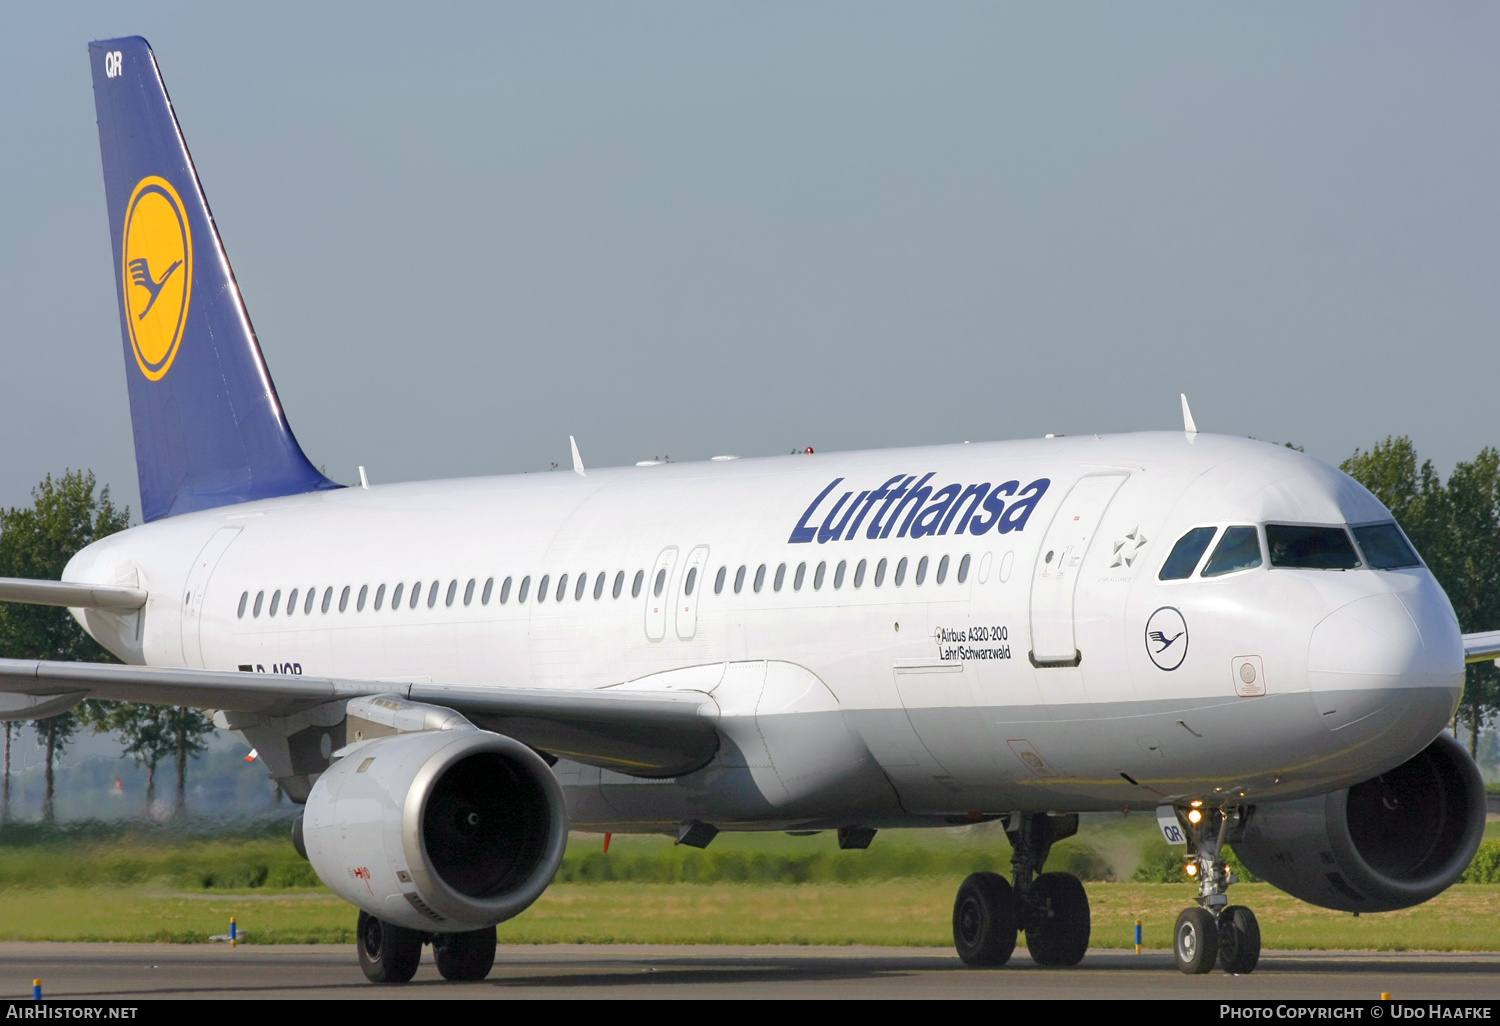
2, 3, 1497, 520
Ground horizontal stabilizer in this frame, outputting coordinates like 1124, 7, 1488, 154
1463, 630, 1500, 664
0, 578, 146, 610
0, 658, 718, 776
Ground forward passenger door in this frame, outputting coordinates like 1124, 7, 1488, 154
1028, 474, 1128, 664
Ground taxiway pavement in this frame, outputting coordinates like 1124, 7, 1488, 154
1, 944, 1497, 999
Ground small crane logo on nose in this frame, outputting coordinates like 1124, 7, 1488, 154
1149, 630, 1184, 652
1145, 607, 1189, 671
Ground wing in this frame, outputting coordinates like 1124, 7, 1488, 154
0, 657, 719, 777
0, 577, 145, 609
1463, 631, 1500, 664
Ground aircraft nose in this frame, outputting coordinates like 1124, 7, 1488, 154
1307, 589, 1462, 747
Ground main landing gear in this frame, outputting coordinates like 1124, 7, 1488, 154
953, 812, 1091, 968
356, 911, 498, 983
1170, 806, 1261, 976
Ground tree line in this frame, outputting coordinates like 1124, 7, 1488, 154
0, 445, 1495, 822
1342, 438, 1500, 754
0, 471, 212, 822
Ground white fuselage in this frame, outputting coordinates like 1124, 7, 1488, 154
64, 431, 1464, 831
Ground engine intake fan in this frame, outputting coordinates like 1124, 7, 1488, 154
302, 697, 567, 933
1235, 731, 1485, 913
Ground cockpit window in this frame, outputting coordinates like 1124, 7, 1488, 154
1159, 527, 1217, 580
1266, 524, 1360, 570
1201, 526, 1262, 577
1352, 522, 1422, 570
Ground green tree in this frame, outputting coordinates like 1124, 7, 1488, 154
0, 471, 131, 821
165, 707, 214, 814
1343, 439, 1500, 754
2, 721, 12, 821
82, 702, 172, 812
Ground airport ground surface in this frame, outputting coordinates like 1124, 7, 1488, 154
4, 943, 1499, 1000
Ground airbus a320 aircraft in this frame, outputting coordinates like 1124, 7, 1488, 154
1, 36, 1495, 982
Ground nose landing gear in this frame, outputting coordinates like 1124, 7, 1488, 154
952, 812, 1092, 968
1170, 806, 1261, 975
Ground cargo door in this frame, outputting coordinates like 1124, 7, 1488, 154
1028, 474, 1128, 665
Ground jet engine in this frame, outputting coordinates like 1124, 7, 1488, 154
1234, 732, 1485, 913
301, 721, 568, 933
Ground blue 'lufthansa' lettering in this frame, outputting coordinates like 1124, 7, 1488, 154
790, 474, 1050, 543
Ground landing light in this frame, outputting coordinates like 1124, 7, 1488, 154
1189, 800, 1203, 808
1185, 863, 1198, 877
1186, 808, 1202, 825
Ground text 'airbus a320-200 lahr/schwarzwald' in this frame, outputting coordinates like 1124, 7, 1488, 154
1, 35, 1494, 983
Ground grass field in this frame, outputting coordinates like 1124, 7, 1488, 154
2, 882, 1498, 950
0, 816, 1494, 948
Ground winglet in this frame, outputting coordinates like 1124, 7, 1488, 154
1180, 394, 1198, 436
570, 436, 586, 477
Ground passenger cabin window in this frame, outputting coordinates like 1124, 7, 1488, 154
287, 588, 299, 615
814, 562, 827, 590
375, 584, 386, 610
595, 573, 607, 600
936, 555, 949, 585
958, 554, 971, 584
538, 575, 550, 602
391, 583, 405, 609
774, 563, 786, 592
237, 592, 248, 618
894, 557, 908, 586
482, 578, 493, 605
915, 556, 928, 585
269, 590, 282, 617
464, 579, 476, 605
428, 582, 441, 608
653, 569, 666, 598
631, 570, 644, 598
714, 566, 727, 595
793, 562, 805, 590
874, 558, 887, 587
734, 565, 746, 594
322, 587, 335, 614
555, 574, 567, 602
754, 564, 767, 593
1159, 527, 1218, 580
575, 573, 587, 601
684, 567, 698, 596
613, 571, 625, 599
253, 590, 264, 617
519, 576, 531, 603
304, 588, 315, 615
340, 586, 351, 612
358, 585, 369, 611
408, 583, 420, 610
854, 559, 867, 588
1353, 523, 1422, 570
834, 560, 846, 589
501, 577, 513, 603
1202, 526, 1262, 577
1266, 525, 1360, 570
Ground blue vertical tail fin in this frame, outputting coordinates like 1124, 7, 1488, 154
89, 37, 339, 521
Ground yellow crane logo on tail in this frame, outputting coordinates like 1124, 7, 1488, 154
121, 176, 193, 381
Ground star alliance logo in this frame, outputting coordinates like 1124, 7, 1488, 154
1110, 527, 1148, 569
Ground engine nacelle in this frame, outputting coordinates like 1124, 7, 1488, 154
1235, 732, 1485, 913
303, 726, 568, 933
